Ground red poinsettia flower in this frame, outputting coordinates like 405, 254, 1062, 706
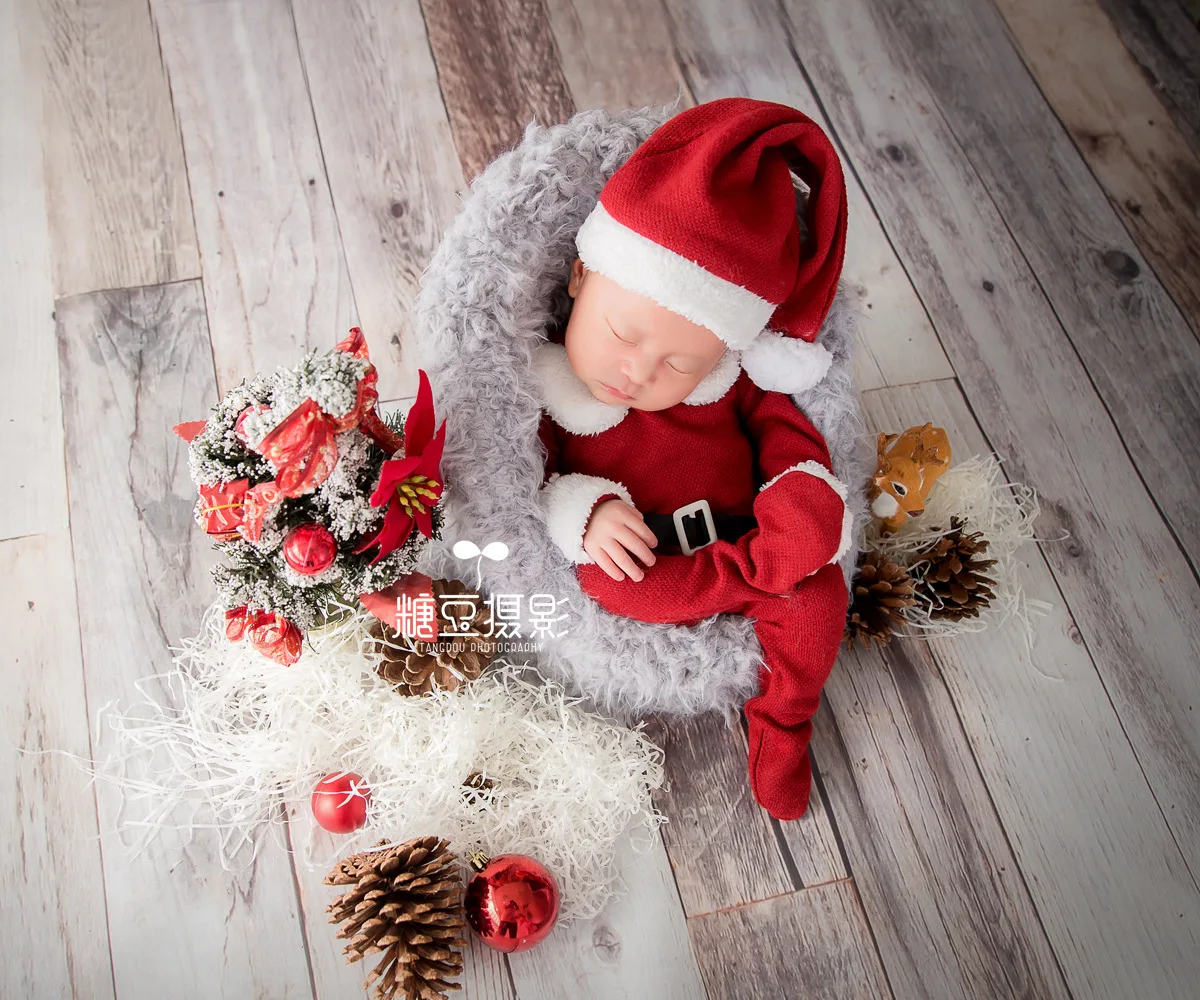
354, 370, 446, 565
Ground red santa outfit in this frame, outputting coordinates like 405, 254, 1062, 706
534, 97, 854, 820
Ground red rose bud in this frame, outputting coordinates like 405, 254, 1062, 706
225, 605, 250, 642
247, 611, 303, 665
234, 404, 271, 446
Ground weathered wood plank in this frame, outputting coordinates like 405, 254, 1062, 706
420, 0, 577, 181
290, 0, 467, 401
863, 0, 1200, 565
993, 0, 1200, 333
151, 0, 360, 396
25, 0, 199, 296
645, 715, 795, 915
809, 639, 1072, 1000
458, 936, 518, 1000
57, 281, 314, 1000
687, 881, 892, 1000
550, 0, 952, 392
781, 0, 1200, 883
507, 833, 707, 1000
0, 533, 116, 1000
1095, 0, 1200, 158
544, 0, 688, 114
838, 377, 1200, 998
0, 0, 67, 539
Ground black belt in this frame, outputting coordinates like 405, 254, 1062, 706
643, 499, 756, 555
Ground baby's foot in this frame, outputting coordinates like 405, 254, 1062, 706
745, 714, 814, 821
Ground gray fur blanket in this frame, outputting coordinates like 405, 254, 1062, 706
413, 101, 873, 720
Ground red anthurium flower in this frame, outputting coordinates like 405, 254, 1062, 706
354, 370, 446, 565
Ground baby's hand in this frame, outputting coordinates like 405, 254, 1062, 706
583, 499, 658, 581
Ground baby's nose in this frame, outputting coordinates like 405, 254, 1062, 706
620, 357, 654, 386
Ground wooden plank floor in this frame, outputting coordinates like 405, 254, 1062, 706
5, 0, 1199, 997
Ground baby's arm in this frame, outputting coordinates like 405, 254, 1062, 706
736, 382, 853, 585
536, 412, 656, 578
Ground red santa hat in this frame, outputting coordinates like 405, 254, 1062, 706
575, 97, 849, 394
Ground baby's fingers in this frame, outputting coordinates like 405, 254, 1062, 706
614, 525, 656, 568
603, 540, 645, 582
622, 509, 658, 548
591, 545, 626, 582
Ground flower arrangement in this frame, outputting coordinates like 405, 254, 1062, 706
174, 328, 446, 662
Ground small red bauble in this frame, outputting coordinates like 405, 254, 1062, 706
311, 772, 370, 833
464, 852, 561, 952
283, 523, 337, 576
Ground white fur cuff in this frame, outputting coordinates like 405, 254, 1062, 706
759, 460, 853, 564
540, 473, 634, 563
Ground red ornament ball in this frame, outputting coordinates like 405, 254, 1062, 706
311, 772, 370, 833
283, 523, 337, 576
464, 853, 561, 952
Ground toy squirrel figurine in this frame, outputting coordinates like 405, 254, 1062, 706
869, 423, 951, 533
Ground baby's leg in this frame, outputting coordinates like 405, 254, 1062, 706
743, 563, 848, 820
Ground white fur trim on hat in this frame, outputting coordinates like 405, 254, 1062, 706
740, 330, 833, 394
539, 472, 633, 564
576, 202, 775, 350
681, 346, 742, 405
759, 459, 853, 564
533, 342, 628, 435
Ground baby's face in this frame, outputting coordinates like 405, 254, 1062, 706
563, 258, 728, 411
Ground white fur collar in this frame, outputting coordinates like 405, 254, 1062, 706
533, 342, 628, 435
532, 341, 741, 434
682, 345, 742, 404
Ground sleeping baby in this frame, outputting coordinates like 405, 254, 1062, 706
534, 97, 854, 820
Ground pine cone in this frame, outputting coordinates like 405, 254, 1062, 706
845, 550, 916, 648
911, 517, 998, 621
324, 836, 465, 1000
461, 771, 495, 806
372, 578, 498, 696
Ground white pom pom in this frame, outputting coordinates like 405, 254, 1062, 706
740, 330, 833, 393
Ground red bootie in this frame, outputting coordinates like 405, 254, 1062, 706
741, 563, 849, 820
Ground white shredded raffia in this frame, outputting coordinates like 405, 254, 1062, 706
865, 454, 1055, 647
86, 602, 667, 921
